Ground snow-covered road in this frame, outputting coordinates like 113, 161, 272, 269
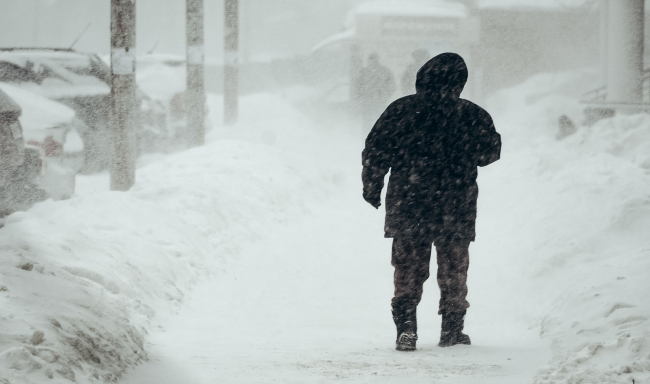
120, 165, 550, 383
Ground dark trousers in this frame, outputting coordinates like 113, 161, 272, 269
391, 237, 470, 315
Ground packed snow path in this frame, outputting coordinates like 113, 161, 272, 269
121, 164, 550, 383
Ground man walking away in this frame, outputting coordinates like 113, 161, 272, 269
353, 53, 396, 129
361, 53, 501, 351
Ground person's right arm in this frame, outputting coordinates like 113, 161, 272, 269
474, 110, 501, 167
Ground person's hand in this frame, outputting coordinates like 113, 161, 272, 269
363, 194, 381, 209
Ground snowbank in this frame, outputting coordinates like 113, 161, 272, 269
0, 95, 332, 383
354, 0, 467, 18
483, 70, 650, 384
479, 0, 586, 9
0, 193, 209, 383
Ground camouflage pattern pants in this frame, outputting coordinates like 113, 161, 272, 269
391, 237, 470, 314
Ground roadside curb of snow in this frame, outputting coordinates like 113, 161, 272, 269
526, 116, 650, 384
487, 74, 650, 384
0, 139, 333, 383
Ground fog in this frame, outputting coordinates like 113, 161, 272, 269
0, 0, 601, 91
1, 1, 649, 384
0, 0, 355, 59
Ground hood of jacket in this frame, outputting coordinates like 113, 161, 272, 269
415, 53, 467, 100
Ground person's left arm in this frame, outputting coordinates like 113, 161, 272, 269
362, 106, 396, 208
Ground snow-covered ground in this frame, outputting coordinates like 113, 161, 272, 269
119, 190, 549, 384
484, 71, 650, 384
1, 69, 649, 383
0, 95, 335, 383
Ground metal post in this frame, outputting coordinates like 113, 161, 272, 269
187, 0, 205, 146
606, 0, 644, 104
224, 0, 239, 125
599, 0, 609, 86
241, 0, 250, 64
110, 0, 137, 191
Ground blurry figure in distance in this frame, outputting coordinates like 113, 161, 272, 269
361, 53, 501, 352
353, 53, 396, 129
401, 49, 431, 95
556, 115, 577, 140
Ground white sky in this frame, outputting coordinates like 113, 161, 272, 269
0, 0, 597, 60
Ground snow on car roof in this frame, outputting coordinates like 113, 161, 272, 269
138, 53, 186, 66
0, 88, 21, 115
0, 50, 110, 98
0, 49, 92, 68
354, 0, 468, 18
478, 0, 586, 9
0, 82, 75, 131
354, 0, 586, 14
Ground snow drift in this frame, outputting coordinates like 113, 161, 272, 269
483, 70, 650, 384
0, 95, 332, 383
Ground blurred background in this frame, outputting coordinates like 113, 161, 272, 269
0, 0, 611, 98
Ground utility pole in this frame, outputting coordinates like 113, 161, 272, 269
186, 0, 205, 146
110, 0, 137, 191
606, 0, 644, 104
241, 0, 250, 64
599, 0, 609, 87
224, 0, 239, 125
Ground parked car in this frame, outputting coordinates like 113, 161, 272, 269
0, 84, 78, 219
0, 48, 167, 173
137, 54, 210, 147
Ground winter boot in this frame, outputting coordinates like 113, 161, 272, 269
438, 310, 471, 347
392, 300, 418, 351
396, 332, 418, 351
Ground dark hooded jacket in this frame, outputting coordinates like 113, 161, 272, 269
361, 53, 501, 242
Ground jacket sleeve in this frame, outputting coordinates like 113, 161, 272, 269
474, 111, 501, 167
361, 106, 395, 204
